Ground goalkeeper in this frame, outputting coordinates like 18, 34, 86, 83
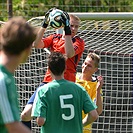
76, 52, 104, 133
21, 8, 85, 128
33, 8, 85, 82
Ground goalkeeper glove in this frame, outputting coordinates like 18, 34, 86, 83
42, 8, 53, 28
61, 11, 71, 35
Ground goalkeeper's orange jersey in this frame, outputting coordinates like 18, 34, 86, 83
42, 34, 85, 82
76, 73, 103, 133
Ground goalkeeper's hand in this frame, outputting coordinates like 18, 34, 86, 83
60, 11, 71, 35
41, 8, 53, 28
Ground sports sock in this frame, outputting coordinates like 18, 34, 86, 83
21, 121, 31, 129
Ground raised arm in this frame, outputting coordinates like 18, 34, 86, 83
33, 27, 46, 48
96, 75, 104, 115
61, 12, 75, 58
33, 9, 53, 48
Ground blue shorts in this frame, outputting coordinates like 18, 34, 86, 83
27, 82, 47, 104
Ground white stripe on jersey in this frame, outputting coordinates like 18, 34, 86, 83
0, 72, 14, 123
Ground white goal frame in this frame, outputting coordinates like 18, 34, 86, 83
14, 12, 133, 133
69, 12, 133, 20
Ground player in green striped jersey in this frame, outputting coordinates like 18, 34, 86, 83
0, 17, 36, 133
31, 52, 98, 133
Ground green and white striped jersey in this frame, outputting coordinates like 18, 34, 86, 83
0, 65, 20, 133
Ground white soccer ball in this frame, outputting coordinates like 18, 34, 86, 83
49, 9, 64, 29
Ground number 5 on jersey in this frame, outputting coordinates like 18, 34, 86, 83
59, 94, 75, 120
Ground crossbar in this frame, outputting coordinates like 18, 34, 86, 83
69, 12, 133, 20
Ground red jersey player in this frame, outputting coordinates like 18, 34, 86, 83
34, 12, 85, 82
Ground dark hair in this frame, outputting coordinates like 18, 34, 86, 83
48, 52, 66, 76
0, 16, 36, 55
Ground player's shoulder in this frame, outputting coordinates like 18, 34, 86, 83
73, 35, 84, 42
0, 65, 13, 82
62, 80, 87, 94
37, 83, 49, 94
75, 83, 87, 93
64, 79, 82, 87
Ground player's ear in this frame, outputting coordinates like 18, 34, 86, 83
48, 67, 50, 72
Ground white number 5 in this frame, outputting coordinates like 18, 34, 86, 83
59, 94, 75, 120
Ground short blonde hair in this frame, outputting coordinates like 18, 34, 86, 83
87, 52, 100, 67
69, 14, 81, 23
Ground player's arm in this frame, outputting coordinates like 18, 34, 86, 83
64, 36, 75, 58
82, 87, 98, 127
96, 75, 104, 115
5, 121, 32, 133
21, 104, 33, 121
33, 27, 46, 48
61, 12, 75, 58
33, 9, 53, 48
82, 110, 98, 127
31, 88, 46, 126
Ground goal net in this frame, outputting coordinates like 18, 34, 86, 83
14, 13, 133, 133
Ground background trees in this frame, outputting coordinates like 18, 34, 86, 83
0, 0, 133, 21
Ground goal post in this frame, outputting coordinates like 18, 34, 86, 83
69, 12, 133, 20
15, 12, 133, 133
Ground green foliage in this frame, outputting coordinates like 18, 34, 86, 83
101, 0, 132, 11
1, 0, 133, 21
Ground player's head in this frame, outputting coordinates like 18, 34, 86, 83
0, 16, 36, 55
48, 52, 66, 76
82, 52, 100, 75
69, 14, 80, 37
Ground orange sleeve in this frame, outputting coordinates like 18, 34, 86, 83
42, 34, 54, 48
